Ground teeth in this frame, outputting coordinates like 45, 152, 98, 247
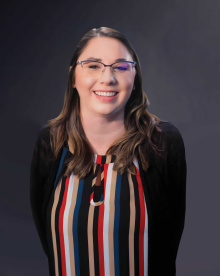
94, 91, 117, 96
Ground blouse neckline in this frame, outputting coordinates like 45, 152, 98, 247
93, 154, 116, 164
64, 139, 116, 164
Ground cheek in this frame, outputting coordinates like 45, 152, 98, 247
125, 78, 134, 94
75, 73, 96, 91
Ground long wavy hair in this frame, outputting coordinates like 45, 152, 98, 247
46, 26, 165, 178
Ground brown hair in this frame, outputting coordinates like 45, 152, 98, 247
46, 26, 164, 178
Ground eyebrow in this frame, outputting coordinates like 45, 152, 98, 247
86, 57, 128, 62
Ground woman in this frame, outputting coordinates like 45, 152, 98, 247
30, 27, 187, 276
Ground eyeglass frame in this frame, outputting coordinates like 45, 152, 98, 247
76, 59, 137, 74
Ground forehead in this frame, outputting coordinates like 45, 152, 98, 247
79, 37, 133, 61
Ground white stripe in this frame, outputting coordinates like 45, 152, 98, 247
133, 156, 139, 171
103, 163, 113, 276
144, 193, 148, 275
94, 154, 98, 163
63, 172, 75, 276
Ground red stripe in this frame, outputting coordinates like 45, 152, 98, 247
97, 155, 102, 164
58, 176, 70, 276
90, 191, 94, 202
136, 167, 145, 276
98, 164, 108, 276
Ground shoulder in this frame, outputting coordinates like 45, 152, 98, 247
155, 120, 185, 146
33, 123, 54, 162
157, 120, 183, 136
36, 123, 51, 144
156, 120, 186, 164
149, 120, 186, 163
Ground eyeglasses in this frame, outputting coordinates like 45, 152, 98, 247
76, 59, 136, 78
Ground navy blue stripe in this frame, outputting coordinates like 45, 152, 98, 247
72, 179, 84, 276
54, 147, 68, 188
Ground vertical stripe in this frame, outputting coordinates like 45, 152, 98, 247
144, 198, 148, 276
119, 174, 130, 275
106, 154, 112, 164
46, 190, 56, 276
98, 165, 107, 276
73, 179, 84, 276
58, 177, 70, 276
128, 173, 135, 276
78, 177, 91, 276
93, 206, 100, 276
54, 147, 68, 188
63, 173, 75, 276
134, 163, 148, 276
55, 177, 66, 275
132, 174, 140, 276
88, 205, 95, 276
68, 176, 80, 276
136, 169, 145, 276
51, 178, 62, 276
108, 169, 117, 276
97, 155, 102, 164
114, 173, 122, 276
103, 163, 113, 276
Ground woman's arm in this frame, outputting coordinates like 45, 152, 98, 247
166, 123, 187, 264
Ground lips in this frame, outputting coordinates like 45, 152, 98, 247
93, 90, 119, 102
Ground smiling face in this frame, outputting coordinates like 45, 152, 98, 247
72, 36, 136, 120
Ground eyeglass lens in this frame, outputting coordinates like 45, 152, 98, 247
81, 61, 134, 77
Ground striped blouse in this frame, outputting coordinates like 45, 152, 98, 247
46, 147, 148, 276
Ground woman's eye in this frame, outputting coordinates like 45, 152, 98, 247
116, 66, 127, 71
89, 65, 98, 69
120, 67, 127, 70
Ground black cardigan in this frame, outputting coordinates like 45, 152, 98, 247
30, 121, 187, 276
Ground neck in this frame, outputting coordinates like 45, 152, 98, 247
80, 111, 126, 155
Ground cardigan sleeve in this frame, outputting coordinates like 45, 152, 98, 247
30, 125, 51, 256
166, 122, 187, 262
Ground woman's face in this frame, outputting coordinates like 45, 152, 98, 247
72, 36, 136, 119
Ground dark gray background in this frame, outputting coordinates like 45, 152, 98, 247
1, 0, 219, 275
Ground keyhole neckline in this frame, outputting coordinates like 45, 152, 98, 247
93, 153, 116, 164
64, 139, 116, 165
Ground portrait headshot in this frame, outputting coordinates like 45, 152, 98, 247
30, 26, 186, 275
0, 1, 219, 276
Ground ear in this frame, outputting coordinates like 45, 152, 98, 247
69, 66, 72, 73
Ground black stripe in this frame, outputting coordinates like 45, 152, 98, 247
54, 176, 66, 275
101, 155, 106, 164
45, 187, 56, 276
119, 173, 130, 275
132, 174, 140, 275
111, 154, 116, 163
93, 163, 100, 178
93, 206, 100, 276
77, 176, 91, 276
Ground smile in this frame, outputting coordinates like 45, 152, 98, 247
93, 91, 118, 97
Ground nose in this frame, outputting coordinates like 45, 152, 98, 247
99, 66, 116, 83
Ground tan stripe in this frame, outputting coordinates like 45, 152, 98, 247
100, 170, 105, 182
51, 178, 62, 276
68, 176, 80, 276
128, 173, 135, 276
106, 154, 112, 163
108, 169, 117, 276
87, 205, 95, 276
92, 164, 97, 186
